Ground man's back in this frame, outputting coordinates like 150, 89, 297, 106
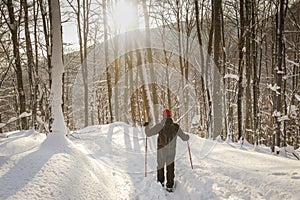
158, 118, 178, 150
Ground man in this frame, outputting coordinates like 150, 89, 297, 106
144, 109, 190, 192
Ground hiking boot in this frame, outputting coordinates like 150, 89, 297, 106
158, 181, 164, 187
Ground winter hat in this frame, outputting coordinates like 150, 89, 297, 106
163, 109, 171, 117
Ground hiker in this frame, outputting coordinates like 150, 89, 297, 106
144, 109, 190, 191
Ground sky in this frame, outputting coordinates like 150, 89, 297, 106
62, 21, 78, 48
61, 0, 149, 51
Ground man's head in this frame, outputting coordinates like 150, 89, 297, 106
163, 109, 171, 118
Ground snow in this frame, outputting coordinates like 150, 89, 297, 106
19, 112, 31, 118
295, 94, 300, 102
267, 84, 281, 95
224, 73, 239, 81
286, 59, 299, 67
7, 117, 18, 124
287, 105, 298, 119
0, 123, 5, 129
0, 113, 31, 129
1, 122, 300, 200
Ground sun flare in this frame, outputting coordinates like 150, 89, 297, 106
112, 0, 136, 31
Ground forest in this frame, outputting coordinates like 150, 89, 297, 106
0, 0, 299, 152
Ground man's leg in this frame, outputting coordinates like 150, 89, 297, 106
166, 161, 174, 188
166, 152, 175, 189
157, 149, 165, 186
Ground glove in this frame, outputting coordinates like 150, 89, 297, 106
184, 134, 190, 141
143, 122, 149, 127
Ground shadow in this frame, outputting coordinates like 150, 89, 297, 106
0, 156, 8, 169
0, 134, 66, 198
190, 164, 203, 169
87, 125, 147, 183
132, 127, 141, 153
107, 123, 123, 142
0, 131, 28, 147
123, 125, 132, 151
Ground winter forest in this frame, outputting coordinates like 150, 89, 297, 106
0, 0, 300, 153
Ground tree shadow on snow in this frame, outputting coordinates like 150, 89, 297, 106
0, 134, 67, 198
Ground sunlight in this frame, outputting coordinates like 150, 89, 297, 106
112, 0, 136, 31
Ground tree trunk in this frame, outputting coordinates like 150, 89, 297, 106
6, 0, 27, 130
113, 27, 120, 121
176, 0, 186, 126
244, 0, 253, 143
252, 0, 259, 146
195, 0, 210, 136
23, 0, 37, 129
213, 0, 222, 73
274, 0, 285, 149
102, 0, 113, 123
39, 0, 52, 130
237, 0, 245, 141
83, 0, 92, 124
220, 2, 228, 139
33, 0, 40, 130
76, 0, 89, 126
49, 0, 67, 134
205, 0, 214, 138
213, 0, 223, 138
141, 0, 152, 123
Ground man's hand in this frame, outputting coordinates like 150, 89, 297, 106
183, 134, 190, 141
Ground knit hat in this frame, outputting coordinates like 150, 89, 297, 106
163, 109, 171, 117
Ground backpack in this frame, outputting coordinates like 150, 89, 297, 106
158, 119, 177, 149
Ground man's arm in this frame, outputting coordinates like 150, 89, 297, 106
174, 124, 189, 141
144, 123, 163, 137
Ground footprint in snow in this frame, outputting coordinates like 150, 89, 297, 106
271, 172, 288, 176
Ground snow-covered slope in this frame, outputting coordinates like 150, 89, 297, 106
0, 123, 300, 200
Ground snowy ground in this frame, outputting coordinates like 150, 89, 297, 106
0, 122, 300, 200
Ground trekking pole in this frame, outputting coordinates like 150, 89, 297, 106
187, 141, 194, 169
145, 136, 148, 177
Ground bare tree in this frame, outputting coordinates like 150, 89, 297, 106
273, 0, 286, 150
237, 0, 245, 140
49, 0, 67, 135
102, 0, 113, 123
66, 0, 93, 126
22, 0, 37, 128
252, 0, 260, 146
39, 0, 52, 131
4, 0, 27, 130
244, 0, 253, 143
141, 0, 153, 123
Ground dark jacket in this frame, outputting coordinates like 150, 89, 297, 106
145, 117, 189, 150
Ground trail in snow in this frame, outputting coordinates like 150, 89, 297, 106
1, 123, 299, 199
70, 123, 300, 200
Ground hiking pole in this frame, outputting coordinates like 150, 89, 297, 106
145, 136, 148, 177
187, 141, 194, 169
143, 121, 149, 177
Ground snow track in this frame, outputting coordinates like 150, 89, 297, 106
188, 138, 300, 200
70, 124, 300, 200
1, 124, 300, 199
